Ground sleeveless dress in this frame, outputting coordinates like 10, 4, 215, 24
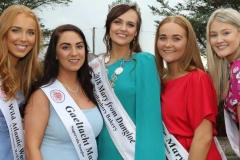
0, 92, 24, 160
40, 104, 103, 160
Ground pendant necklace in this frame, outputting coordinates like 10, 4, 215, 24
67, 86, 79, 95
104, 50, 132, 88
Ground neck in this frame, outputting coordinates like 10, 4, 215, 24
109, 45, 130, 62
57, 70, 79, 87
165, 63, 183, 80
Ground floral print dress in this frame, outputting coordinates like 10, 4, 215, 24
225, 59, 240, 123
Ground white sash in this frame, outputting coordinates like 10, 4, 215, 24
89, 56, 136, 160
163, 122, 227, 160
41, 80, 97, 160
224, 109, 240, 156
163, 122, 188, 160
0, 88, 25, 160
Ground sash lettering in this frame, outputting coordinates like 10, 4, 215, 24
0, 86, 25, 160
41, 80, 97, 160
89, 56, 136, 160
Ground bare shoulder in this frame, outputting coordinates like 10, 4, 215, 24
26, 88, 49, 111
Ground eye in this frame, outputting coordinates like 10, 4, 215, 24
223, 31, 230, 36
159, 36, 166, 41
114, 20, 121, 24
12, 29, 19, 33
27, 30, 35, 35
127, 23, 135, 27
62, 45, 69, 50
210, 34, 217, 38
173, 37, 180, 42
77, 45, 83, 49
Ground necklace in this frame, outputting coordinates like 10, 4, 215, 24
67, 86, 79, 95
104, 50, 132, 88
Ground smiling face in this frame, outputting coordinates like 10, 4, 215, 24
109, 9, 137, 48
209, 20, 240, 62
7, 13, 36, 66
56, 31, 85, 74
157, 22, 187, 66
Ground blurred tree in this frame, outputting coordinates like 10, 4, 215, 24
149, 0, 240, 136
149, 0, 240, 53
0, 0, 72, 46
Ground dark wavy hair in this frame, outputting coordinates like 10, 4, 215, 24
35, 24, 96, 104
103, 4, 142, 54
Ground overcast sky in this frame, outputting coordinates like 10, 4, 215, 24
35, 0, 180, 55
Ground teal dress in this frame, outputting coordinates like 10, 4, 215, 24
97, 52, 165, 160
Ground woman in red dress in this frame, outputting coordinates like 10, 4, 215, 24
154, 15, 224, 159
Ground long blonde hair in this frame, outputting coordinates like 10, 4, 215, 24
206, 8, 240, 103
154, 15, 204, 83
0, 5, 43, 100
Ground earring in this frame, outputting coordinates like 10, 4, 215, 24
56, 56, 58, 60
132, 37, 136, 45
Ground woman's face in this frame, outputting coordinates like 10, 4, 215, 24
209, 20, 240, 62
56, 31, 85, 74
7, 13, 36, 66
109, 9, 138, 48
157, 22, 187, 66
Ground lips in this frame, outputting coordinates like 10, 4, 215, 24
15, 45, 27, 51
163, 50, 175, 53
117, 33, 127, 38
69, 59, 79, 62
217, 45, 228, 50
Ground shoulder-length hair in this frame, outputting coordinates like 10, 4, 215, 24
103, 4, 142, 54
37, 24, 96, 104
0, 5, 42, 100
154, 15, 204, 82
206, 8, 240, 103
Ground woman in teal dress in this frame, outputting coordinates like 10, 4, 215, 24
89, 1, 165, 159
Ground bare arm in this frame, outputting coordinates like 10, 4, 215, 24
188, 119, 213, 160
24, 89, 50, 160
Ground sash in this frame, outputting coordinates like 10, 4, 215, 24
224, 109, 240, 156
41, 80, 97, 160
0, 88, 25, 160
163, 122, 227, 160
163, 122, 188, 160
89, 56, 136, 160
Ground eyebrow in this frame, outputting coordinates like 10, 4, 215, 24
210, 28, 232, 32
60, 42, 83, 46
159, 34, 183, 37
11, 26, 35, 30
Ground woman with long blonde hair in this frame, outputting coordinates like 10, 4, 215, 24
0, 5, 42, 160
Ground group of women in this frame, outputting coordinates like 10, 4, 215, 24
0, 0, 240, 160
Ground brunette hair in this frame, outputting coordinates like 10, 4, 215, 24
103, 4, 142, 55
35, 24, 96, 104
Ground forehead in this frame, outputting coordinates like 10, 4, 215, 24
58, 31, 83, 44
11, 13, 36, 29
115, 9, 138, 23
159, 22, 186, 36
210, 20, 238, 31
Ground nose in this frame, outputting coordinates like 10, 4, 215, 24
165, 39, 172, 47
216, 35, 223, 43
120, 23, 127, 31
70, 47, 78, 56
20, 33, 27, 42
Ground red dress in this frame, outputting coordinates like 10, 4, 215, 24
161, 69, 221, 159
